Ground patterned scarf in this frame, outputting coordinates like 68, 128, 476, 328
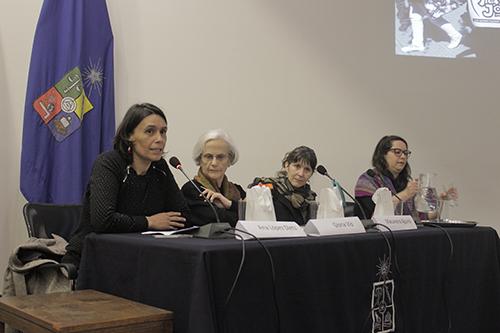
255, 171, 316, 221
194, 169, 242, 201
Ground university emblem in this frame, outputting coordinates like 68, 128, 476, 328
371, 255, 395, 333
33, 59, 103, 142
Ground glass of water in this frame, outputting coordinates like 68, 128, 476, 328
439, 184, 458, 221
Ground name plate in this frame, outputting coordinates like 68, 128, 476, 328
371, 215, 417, 231
304, 217, 366, 236
235, 221, 306, 240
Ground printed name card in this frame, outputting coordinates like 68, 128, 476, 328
304, 217, 366, 236
371, 215, 417, 231
235, 221, 307, 240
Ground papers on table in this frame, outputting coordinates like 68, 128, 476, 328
142, 226, 199, 236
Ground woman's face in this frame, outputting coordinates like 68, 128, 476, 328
129, 114, 167, 164
384, 140, 408, 177
285, 160, 313, 188
200, 139, 231, 186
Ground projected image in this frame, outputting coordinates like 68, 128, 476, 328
395, 0, 500, 58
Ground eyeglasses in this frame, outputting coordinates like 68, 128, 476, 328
201, 153, 228, 162
389, 148, 411, 157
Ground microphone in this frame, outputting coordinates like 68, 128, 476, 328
366, 169, 404, 215
169, 156, 221, 223
169, 156, 232, 239
315, 165, 346, 203
316, 165, 367, 220
316, 165, 332, 180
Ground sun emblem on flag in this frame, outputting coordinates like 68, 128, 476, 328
32, 59, 103, 142
83, 58, 104, 98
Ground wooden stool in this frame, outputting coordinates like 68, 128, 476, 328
0, 289, 172, 333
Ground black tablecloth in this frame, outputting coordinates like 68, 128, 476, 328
77, 226, 500, 333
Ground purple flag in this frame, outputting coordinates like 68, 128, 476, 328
20, 0, 115, 204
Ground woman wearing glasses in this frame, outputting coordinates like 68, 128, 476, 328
181, 129, 246, 226
354, 135, 419, 218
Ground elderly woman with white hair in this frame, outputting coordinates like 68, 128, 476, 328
181, 129, 246, 226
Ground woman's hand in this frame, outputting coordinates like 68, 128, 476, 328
201, 189, 232, 209
147, 212, 186, 230
399, 179, 419, 202
440, 187, 458, 201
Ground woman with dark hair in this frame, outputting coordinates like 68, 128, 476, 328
62, 103, 190, 267
250, 146, 317, 225
181, 129, 246, 227
356, 135, 458, 219
354, 135, 418, 218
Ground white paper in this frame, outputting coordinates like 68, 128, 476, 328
316, 187, 344, 219
245, 185, 276, 221
372, 187, 394, 217
142, 225, 199, 236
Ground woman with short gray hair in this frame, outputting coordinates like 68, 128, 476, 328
192, 129, 239, 166
182, 129, 245, 226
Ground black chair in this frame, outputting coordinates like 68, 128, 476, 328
22, 203, 82, 283
23, 203, 82, 241
344, 201, 356, 217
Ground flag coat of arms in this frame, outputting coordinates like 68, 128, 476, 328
21, 0, 115, 204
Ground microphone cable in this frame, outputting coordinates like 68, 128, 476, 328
338, 184, 368, 220
232, 227, 281, 333
222, 231, 247, 307
422, 222, 455, 333
371, 223, 403, 283
218, 230, 247, 333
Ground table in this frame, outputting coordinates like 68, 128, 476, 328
77, 226, 500, 333
0, 289, 173, 333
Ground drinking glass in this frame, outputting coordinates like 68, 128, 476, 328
238, 199, 246, 221
439, 184, 458, 221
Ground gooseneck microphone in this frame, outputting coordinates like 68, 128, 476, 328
316, 165, 367, 220
169, 156, 221, 223
366, 169, 404, 215
315, 165, 332, 180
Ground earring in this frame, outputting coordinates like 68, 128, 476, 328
127, 146, 132, 154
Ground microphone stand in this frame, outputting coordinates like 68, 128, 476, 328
169, 157, 232, 238
176, 166, 221, 223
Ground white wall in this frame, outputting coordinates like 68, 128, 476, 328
1, 0, 499, 277
0, 1, 42, 285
